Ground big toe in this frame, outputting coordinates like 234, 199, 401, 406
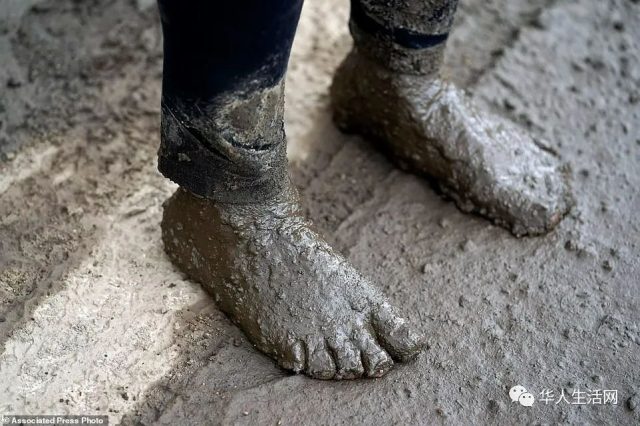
498, 147, 573, 236
372, 302, 425, 362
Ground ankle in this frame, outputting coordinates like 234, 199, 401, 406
350, 24, 445, 76
178, 176, 300, 216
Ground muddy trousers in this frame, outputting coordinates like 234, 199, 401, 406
157, 0, 459, 202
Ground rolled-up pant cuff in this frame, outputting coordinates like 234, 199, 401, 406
158, 89, 288, 204
349, 0, 457, 75
349, 21, 447, 75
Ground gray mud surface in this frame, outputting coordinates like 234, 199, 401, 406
0, 0, 638, 424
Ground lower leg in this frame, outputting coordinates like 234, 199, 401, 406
157, 0, 303, 202
157, 0, 424, 379
332, 0, 572, 236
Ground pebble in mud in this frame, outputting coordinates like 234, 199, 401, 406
438, 217, 450, 228
628, 393, 639, 411
459, 239, 477, 252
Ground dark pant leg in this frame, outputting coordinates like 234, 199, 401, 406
157, 0, 304, 202
349, 0, 459, 73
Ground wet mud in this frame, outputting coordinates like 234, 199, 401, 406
0, 0, 638, 424
331, 50, 573, 236
161, 186, 424, 379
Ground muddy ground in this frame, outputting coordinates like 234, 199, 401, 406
0, 0, 639, 424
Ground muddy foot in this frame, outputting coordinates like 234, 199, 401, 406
161, 185, 425, 379
331, 51, 573, 237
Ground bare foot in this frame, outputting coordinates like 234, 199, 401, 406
331, 51, 573, 237
161, 184, 425, 379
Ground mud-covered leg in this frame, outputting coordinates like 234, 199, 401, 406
156, 0, 425, 380
332, 0, 573, 236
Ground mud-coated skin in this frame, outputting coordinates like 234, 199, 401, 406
157, 6, 428, 378
331, 51, 573, 236
161, 185, 425, 380
158, 82, 288, 203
